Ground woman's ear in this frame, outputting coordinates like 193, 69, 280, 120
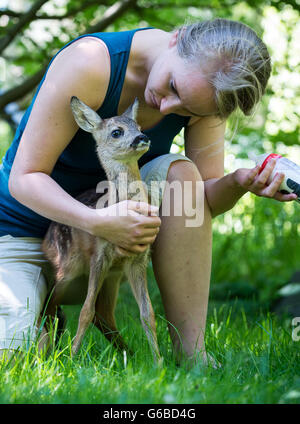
169, 30, 179, 48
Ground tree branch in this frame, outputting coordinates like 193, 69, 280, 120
86, 0, 138, 33
0, 65, 48, 111
0, 10, 20, 18
0, 0, 138, 112
0, 108, 18, 132
0, 0, 110, 20
0, 0, 49, 54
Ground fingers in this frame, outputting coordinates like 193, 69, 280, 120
248, 164, 261, 183
129, 227, 159, 245
127, 200, 159, 216
134, 227, 160, 238
115, 246, 135, 257
116, 226, 159, 255
142, 217, 161, 228
129, 208, 161, 228
273, 190, 298, 202
255, 168, 297, 202
238, 165, 260, 190
117, 244, 149, 255
136, 235, 158, 245
250, 158, 287, 199
259, 157, 277, 181
259, 172, 285, 198
136, 244, 150, 253
251, 158, 277, 190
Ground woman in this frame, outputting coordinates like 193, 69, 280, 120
0, 19, 296, 363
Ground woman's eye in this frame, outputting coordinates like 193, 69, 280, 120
170, 80, 177, 94
111, 129, 124, 138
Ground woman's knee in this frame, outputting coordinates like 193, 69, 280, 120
156, 159, 212, 229
166, 159, 203, 183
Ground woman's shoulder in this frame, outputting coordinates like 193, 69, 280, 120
43, 37, 110, 111
57, 36, 110, 72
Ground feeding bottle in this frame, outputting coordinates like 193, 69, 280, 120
248, 152, 300, 203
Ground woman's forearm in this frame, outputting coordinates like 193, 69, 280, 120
9, 172, 97, 233
204, 172, 248, 218
8, 172, 161, 253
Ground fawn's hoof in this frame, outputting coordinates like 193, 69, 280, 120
71, 343, 80, 357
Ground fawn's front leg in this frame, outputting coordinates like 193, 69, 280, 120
72, 252, 112, 356
125, 259, 161, 364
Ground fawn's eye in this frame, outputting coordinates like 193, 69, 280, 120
111, 128, 124, 138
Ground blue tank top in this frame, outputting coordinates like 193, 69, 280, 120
0, 28, 190, 238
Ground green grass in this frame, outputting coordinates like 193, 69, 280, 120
0, 269, 299, 404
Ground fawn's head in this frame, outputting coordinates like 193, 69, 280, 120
70, 97, 150, 163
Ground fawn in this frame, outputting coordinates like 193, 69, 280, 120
42, 97, 161, 363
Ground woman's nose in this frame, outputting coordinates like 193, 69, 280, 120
160, 97, 179, 115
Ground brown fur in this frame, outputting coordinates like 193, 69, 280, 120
42, 98, 161, 363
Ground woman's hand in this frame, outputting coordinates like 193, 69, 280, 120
88, 200, 161, 255
233, 157, 298, 202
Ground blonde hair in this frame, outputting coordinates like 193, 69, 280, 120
176, 18, 271, 119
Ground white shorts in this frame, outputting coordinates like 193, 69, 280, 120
0, 236, 49, 350
0, 153, 191, 351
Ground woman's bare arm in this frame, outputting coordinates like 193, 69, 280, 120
8, 38, 161, 251
185, 117, 296, 218
9, 37, 110, 231
184, 116, 244, 218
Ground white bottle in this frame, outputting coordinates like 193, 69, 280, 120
248, 152, 300, 203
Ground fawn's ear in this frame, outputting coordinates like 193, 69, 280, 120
70, 96, 103, 132
122, 97, 139, 122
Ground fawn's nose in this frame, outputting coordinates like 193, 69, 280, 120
130, 134, 150, 149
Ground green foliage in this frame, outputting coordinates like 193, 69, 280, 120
211, 195, 300, 304
0, 121, 13, 160
0, 286, 299, 403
